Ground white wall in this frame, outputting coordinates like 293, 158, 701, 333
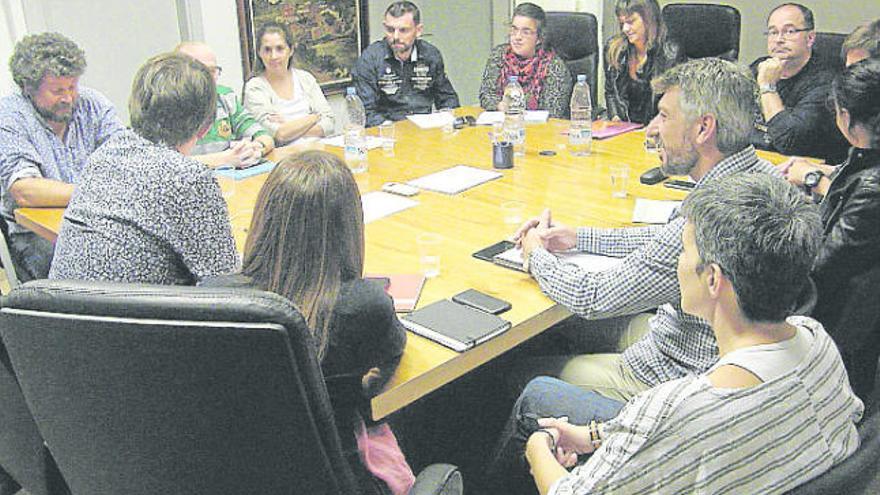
655, 1, 880, 65
0, 0, 28, 95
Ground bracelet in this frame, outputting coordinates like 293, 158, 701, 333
588, 420, 603, 450
535, 428, 556, 453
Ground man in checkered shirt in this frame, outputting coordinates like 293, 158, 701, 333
513, 58, 781, 403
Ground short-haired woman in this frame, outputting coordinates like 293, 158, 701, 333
244, 22, 335, 144
202, 150, 410, 494
604, 0, 684, 123
478, 2, 572, 118
50, 52, 237, 284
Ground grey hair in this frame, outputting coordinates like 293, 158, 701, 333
10, 32, 86, 91
680, 173, 821, 323
652, 58, 758, 155
128, 52, 216, 147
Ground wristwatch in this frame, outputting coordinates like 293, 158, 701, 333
759, 83, 778, 95
803, 170, 824, 191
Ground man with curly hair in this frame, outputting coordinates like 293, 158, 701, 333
0, 32, 123, 280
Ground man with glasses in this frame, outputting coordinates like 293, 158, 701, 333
0, 32, 124, 281
353, 1, 460, 127
176, 42, 274, 169
750, 3, 848, 164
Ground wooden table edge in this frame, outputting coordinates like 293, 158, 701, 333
371, 303, 571, 420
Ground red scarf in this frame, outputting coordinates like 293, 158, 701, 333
497, 45, 555, 111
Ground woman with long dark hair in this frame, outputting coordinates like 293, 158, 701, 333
604, 0, 684, 123
478, 2, 572, 118
204, 150, 410, 494
243, 22, 335, 144
781, 58, 880, 387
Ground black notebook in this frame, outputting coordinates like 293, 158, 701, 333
400, 299, 512, 352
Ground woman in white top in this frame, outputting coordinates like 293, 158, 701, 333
244, 22, 335, 144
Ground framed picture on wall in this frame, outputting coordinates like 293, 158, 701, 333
236, 0, 369, 94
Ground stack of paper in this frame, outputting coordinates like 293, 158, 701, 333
320, 134, 385, 150
361, 191, 419, 223
631, 199, 681, 224
406, 165, 502, 195
406, 112, 455, 129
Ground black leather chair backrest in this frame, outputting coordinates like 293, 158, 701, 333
544, 11, 599, 113
0, 280, 360, 495
662, 3, 741, 61
812, 32, 847, 73
0, 339, 69, 495
814, 265, 880, 406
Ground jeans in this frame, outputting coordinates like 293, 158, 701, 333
482, 376, 626, 495
8, 231, 54, 282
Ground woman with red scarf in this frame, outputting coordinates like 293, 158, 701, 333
478, 3, 572, 119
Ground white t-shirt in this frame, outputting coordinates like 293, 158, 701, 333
275, 72, 311, 122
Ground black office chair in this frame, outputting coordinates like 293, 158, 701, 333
812, 266, 880, 408
812, 32, 847, 72
662, 3, 741, 61
544, 11, 599, 116
0, 340, 69, 495
0, 280, 462, 495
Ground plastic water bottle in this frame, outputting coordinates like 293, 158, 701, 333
569, 74, 592, 157
344, 87, 367, 173
502, 76, 526, 157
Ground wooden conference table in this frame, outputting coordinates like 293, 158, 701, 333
15, 107, 785, 420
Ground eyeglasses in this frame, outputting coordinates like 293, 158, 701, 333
509, 25, 537, 38
764, 27, 811, 39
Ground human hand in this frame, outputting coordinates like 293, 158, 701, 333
538, 417, 595, 457
526, 428, 577, 469
237, 139, 263, 167
778, 157, 820, 186
361, 367, 383, 396
512, 210, 548, 247
758, 58, 783, 86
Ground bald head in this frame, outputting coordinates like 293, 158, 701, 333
174, 41, 220, 81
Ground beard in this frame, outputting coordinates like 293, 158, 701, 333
34, 100, 74, 123
389, 39, 413, 55
660, 137, 699, 177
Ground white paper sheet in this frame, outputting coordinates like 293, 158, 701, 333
320, 134, 385, 150
406, 165, 502, 195
406, 112, 455, 129
475, 110, 549, 126
361, 191, 419, 224
632, 199, 681, 224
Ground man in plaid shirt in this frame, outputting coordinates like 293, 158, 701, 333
514, 58, 781, 402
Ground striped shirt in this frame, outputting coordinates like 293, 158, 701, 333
549, 316, 864, 495
529, 146, 780, 386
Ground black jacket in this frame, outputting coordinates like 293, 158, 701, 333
812, 147, 880, 328
353, 39, 460, 127
749, 55, 850, 163
604, 38, 684, 124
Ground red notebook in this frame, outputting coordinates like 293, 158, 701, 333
365, 274, 426, 313
592, 120, 644, 140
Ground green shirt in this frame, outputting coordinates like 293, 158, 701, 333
193, 85, 270, 155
